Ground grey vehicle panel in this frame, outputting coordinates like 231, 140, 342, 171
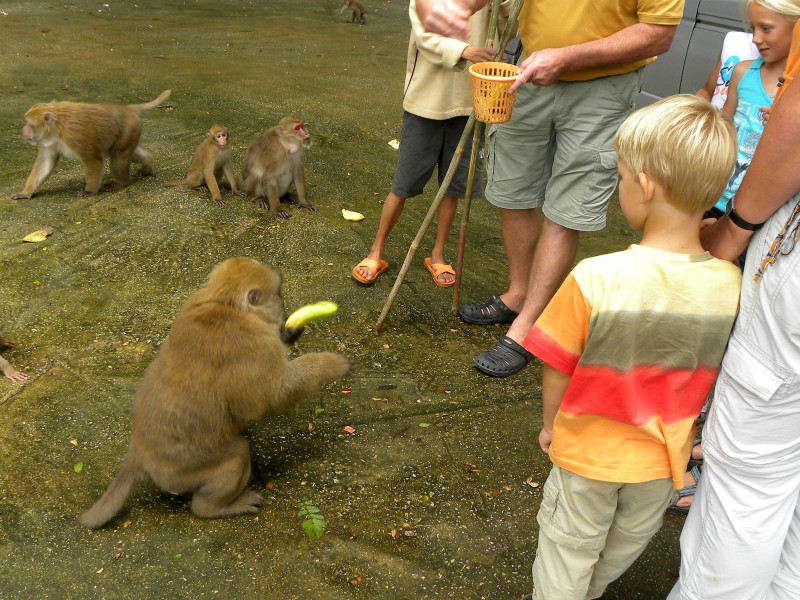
637, 0, 747, 106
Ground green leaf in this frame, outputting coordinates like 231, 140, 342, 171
418, 422, 431, 428
171, 554, 182, 562
73, 461, 84, 473
297, 501, 326, 539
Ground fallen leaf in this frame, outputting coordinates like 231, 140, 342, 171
171, 554, 182, 562
73, 461, 84, 473
342, 389, 352, 395
349, 574, 364, 586
69, 438, 78, 446
388, 139, 400, 150
418, 422, 431, 428
525, 476, 540, 488
343, 426, 356, 434
22, 228, 53, 243
465, 462, 480, 473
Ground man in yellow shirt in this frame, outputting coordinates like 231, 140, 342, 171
450, 0, 684, 378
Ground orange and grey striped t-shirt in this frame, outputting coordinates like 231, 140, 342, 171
523, 245, 741, 489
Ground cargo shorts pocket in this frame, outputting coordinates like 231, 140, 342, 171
536, 468, 606, 550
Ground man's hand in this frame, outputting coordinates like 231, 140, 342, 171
508, 48, 569, 93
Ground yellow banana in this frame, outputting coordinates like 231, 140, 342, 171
285, 301, 338, 329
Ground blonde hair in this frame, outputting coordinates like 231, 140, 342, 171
743, 0, 800, 22
614, 94, 737, 214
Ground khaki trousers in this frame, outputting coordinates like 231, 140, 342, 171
532, 465, 674, 600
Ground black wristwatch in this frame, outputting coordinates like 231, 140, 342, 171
727, 207, 764, 231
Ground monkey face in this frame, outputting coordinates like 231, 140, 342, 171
208, 125, 229, 149
21, 106, 55, 146
293, 121, 311, 150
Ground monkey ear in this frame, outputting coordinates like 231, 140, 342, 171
44, 112, 56, 124
247, 289, 263, 306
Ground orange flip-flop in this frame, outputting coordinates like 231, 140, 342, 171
424, 257, 456, 287
352, 257, 389, 284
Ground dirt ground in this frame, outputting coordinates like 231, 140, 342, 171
0, 1, 687, 598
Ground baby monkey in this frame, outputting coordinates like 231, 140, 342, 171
163, 124, 242, 206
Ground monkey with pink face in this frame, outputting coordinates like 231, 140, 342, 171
242, 117, 314, 218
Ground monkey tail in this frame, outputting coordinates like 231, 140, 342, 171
162, 180, 188, 188
78, 458, 143, 529
129, 89, 172, 113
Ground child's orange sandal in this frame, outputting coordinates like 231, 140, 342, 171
424, 257, 456, 287
352, 258, 389, 284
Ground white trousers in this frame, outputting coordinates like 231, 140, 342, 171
669, 195, 800, 600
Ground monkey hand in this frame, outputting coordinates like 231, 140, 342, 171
298, 201, 317, 212
281, 325, 305, 345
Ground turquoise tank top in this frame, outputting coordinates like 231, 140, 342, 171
715, 56, 773, 213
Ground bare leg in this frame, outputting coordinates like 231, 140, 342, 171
354, 191, 405, 282
429, 195, 458, 284
505, 217, 579, 343
498, 207, 541, 313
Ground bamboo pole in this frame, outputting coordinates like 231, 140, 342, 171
451, 120, 484, 312
374, 0, 523, 333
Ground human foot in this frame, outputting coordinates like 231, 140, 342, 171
352, 257, 389, 284
424, 257, 455, 286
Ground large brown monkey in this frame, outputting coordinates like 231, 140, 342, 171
11, 89, 171, 199
242, 117, 313, 218
1, 334, 28, 384
79, 257, 352, 528
163, 124, 242, 206
338, 0, 367, 24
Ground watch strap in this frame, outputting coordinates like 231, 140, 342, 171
728, 207, 763, 231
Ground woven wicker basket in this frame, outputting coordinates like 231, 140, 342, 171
469, 62, 520, 124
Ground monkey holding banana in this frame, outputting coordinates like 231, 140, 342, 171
79, 257, 352, 528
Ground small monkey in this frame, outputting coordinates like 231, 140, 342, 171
338, 0, 367, 24
12, 90, 171, 199
163, 124, 242, 206
1, 334, 28, 384
242, 117, 314, 218
79, 257, 352, 529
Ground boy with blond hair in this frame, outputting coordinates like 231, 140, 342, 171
521, 95, 743, 600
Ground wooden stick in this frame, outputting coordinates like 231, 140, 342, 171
451, 120, 484, 312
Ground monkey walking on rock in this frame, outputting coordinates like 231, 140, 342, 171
79, 258, 353, 529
